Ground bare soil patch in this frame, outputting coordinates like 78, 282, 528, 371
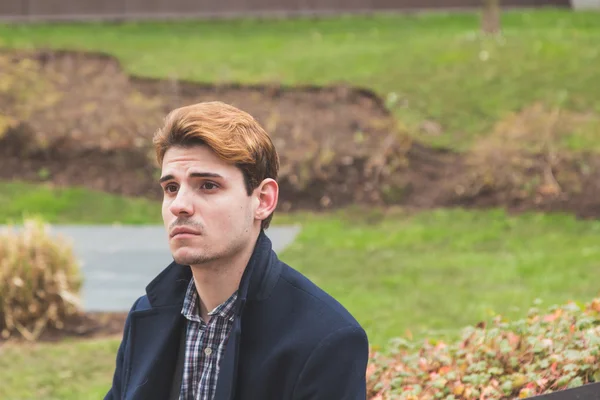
3, 49, 600, 220
0, 312, 128, 343
0, 49, 411, 211
40, 311, 128, 341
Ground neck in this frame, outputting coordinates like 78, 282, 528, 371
190, 234, 258, 322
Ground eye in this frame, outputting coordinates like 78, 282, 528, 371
201, 182, 219, 191
164, 183, 178, 193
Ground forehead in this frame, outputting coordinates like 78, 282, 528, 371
161, 145, 237, 176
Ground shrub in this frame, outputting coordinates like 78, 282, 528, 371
0, 217, 82, 341
367, 297, 600, 399
456, 103, 600, 204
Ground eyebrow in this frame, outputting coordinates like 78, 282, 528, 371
159, 172, 224, 183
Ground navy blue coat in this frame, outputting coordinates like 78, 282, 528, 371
104, 230, 369, 399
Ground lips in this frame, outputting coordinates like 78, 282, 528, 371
170, 227, 201, 238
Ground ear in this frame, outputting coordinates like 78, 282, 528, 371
254, 178, 279, 222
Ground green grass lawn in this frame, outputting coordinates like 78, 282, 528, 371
0, 180, 300, 226
3, 207, 600, 397
282, 207, 600, 346
0, 339, 120, 400
2, 9, 600, 150
0, 181, 162, 225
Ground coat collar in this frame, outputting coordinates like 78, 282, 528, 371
126, 230, 283, 400
144, 229, 282, 309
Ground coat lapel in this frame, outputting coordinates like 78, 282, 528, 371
127, 307, 185, 399
213, 230, 282, 400
124, 261, 191, 400
213, 314, 242, 400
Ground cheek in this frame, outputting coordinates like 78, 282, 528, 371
217, 211, 236, 230
206, 194, 252, 229
161, 203, 172, 223
215, 204, 245, 231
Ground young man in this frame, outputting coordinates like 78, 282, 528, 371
104, 101, 369, 400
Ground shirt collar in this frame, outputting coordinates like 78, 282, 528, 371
181, 279, 238, 323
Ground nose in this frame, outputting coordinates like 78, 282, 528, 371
169, 187, 194, 217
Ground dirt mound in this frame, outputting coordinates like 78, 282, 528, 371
0, 49, 410, 210
2, 49, 600, 218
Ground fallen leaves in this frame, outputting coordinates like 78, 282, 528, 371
367, 298, 600, 399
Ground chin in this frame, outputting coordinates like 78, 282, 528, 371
172, 246, 215, 266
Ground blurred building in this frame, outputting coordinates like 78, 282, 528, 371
0, 0, 578, 23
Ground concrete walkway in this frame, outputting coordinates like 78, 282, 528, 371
2, 225, 301, 312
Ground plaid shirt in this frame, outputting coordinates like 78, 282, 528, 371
179, 279, 238, 400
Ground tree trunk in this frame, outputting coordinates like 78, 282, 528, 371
481, 0, 501, 35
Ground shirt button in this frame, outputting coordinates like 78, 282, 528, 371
204, 347, 213, 356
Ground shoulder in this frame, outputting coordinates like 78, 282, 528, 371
279, 266, 370, 397
256, 260, 369, 363
275, 262, 364, 332
130, 295, 151, 313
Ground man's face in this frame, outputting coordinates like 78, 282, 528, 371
160, 145, 259, 267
